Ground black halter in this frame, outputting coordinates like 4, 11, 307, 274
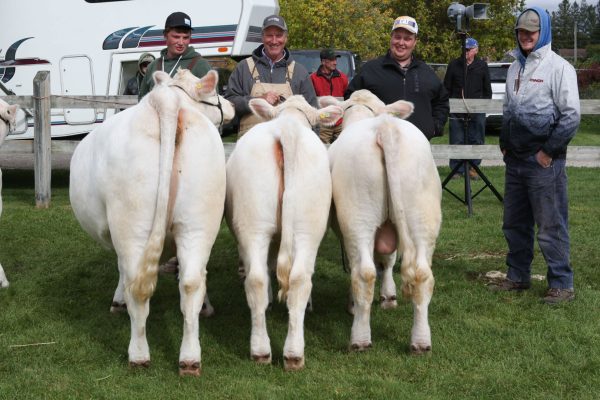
198, 95, 225, 135
345, 102, 376, 115
0, 113, 11, 131
171, 84, 225, 133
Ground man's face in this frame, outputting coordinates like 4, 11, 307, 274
262, 26, 288, 61
517, 29, 540, 55
164, 29, 191, 59
465, 47, 478, 64
390, 28, 417, 64
140, 62, 150, 75
321, 58, 337, 74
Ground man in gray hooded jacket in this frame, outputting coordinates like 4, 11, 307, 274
490, 7, 580, 304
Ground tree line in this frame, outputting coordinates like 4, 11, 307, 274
279, 0, 599, 63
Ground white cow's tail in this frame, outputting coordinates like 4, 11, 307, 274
275, 120, 301, 303
131, 87, 180, 302
375, 116, 413, 277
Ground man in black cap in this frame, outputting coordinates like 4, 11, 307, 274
138, 11, 211, 98
225, 14, 317, 137
310, 49, 348, 143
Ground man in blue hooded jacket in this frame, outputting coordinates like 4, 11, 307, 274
490, 7, 580, 304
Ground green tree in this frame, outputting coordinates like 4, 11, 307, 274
279, 0, 393, 60
553, 1, 576, 50
280, 0, 523, 63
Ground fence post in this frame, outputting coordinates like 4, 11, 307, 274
33, 71, 51, 208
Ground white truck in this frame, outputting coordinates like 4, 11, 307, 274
0, 0, 278, 139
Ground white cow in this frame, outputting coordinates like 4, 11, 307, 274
225, 95, 342, 371
324, 90, 442, 354
70, 69, 233, 375
0, 99, 19, 289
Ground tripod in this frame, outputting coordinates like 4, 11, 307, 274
442, 32, 503, 216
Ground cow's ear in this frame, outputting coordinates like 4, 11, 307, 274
196, 70, 218, 96
384, 100, 414, 119
153, 71, 171, 85
249, 98, 276, 120
316, 105, 344, 127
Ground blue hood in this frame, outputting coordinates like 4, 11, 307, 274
515, 7, 552, 67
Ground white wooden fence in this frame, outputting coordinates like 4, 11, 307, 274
1, 71, 600, 207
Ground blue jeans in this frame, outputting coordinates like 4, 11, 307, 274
502, 154, 573, 289
449, 113, 485, 173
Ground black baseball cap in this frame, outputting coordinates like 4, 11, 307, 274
165, 12, 192, 30
262, 14, 287, 31
320, 49, 340, 60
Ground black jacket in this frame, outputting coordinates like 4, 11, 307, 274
443, 57, 492, 101
345, 51, 449, 140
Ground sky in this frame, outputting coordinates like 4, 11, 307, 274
526, 0, 599, 12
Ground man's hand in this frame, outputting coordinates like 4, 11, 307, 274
261, 91, 280, 105
536, 149, 552, 168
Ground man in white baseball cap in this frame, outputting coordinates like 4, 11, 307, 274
346, 15, 448, 141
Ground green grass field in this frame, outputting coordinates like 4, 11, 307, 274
1, 166, 599, 399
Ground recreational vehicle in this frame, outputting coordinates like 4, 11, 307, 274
0, 0, 279, 139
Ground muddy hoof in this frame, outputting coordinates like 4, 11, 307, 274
410, 344, 432, 355
110, 302, 127, 313
251, 353, 272, 364
199, 302, 215, 318
179, 361, 201, 376
283, 356, 305, 371
350, 342, 372, 352
129, 359, 151, 368
380, 296, 397, 310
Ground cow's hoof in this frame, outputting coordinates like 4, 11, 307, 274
410, 343, 432, 355
159, 258, 179, 274
350, 342, 372, 352
0, 280, 9, 289
110, 302, 127, 313
380, 295, 397, 310
346, 301, 355, 316
179, 361, 201, 376
129, 359, 151, 368
251, 353, 272, 364
283, 356, 305, 372
199, 302, 215, 318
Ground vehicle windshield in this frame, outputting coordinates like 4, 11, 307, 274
291, 52, 352, 77
489, 64, 510, 83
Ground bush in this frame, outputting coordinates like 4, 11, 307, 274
577, 63, 600, 98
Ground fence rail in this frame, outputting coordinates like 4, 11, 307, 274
1, 72, 600, 207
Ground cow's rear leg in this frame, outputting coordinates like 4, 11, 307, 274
243, 237, 272, 364
349, 245, 376, 351
159, 256, 214, 317
123, 266, 151, 368
176, 243, 212, 376
375, 252, 398, 310
282, 249, 316, 372
0, 264, 9, 288
401, 245, 434, 354
110, 262, 126, 313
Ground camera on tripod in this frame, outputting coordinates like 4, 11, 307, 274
447, 2, 489, 33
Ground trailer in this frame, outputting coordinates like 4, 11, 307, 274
0, 0, 278, 139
